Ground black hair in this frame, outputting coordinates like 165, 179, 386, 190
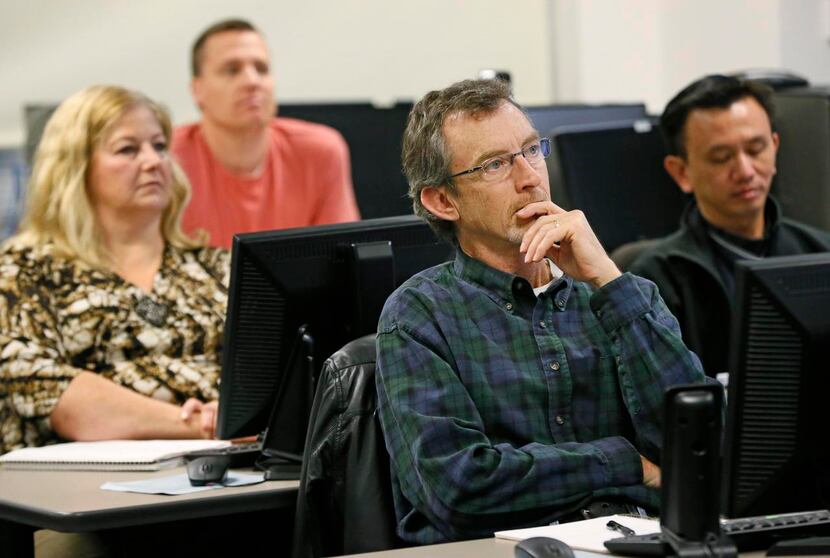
660, 75, 775, 157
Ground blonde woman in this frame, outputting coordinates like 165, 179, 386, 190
0, 85, 228, 456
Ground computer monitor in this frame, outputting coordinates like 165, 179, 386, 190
216, 215, 453, 460
722, 252, 830, 518
549, 119, 690, 252
525, 103, 648, 138
0, 148, 27, 240
771, 87, 830, 232
23, 104, 59, 169
278, 102, 414, 220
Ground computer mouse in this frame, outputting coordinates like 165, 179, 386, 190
514, 537, 575, 558
186, 454, 231, 486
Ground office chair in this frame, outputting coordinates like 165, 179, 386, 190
609, 238, 661, 272
292, 334, 402, 558
729, 69, 809, 91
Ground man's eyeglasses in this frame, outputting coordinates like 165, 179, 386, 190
447, 137, 551, 183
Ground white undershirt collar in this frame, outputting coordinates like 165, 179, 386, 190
532, 258, 564, 297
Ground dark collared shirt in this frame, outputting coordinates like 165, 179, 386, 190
376, 249, 709, 543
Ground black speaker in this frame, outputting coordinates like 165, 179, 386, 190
661, 384, 736, 557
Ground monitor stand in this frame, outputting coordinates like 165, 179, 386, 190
344, 240, 395, 337
254, 325, 315, 481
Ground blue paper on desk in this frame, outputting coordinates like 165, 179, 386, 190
100, 472, 265, 495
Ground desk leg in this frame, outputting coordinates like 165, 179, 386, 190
0, 520, 34, 558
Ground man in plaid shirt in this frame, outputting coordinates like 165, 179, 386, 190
375, 78, 711, 544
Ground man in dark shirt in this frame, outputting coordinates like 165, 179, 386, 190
630, 75, 830, 377
375, 78, 709, 544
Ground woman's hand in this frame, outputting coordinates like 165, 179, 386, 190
52, 372, 219, 441
180, 398, 219, 439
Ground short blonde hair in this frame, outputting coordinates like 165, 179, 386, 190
12, 85, 202, 268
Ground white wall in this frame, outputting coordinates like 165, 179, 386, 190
659, 0, 783, 108
552, 0, 787, 113
0, 0, 555, 147
552, 0, 664, 109
780, 0, 830, 83
4, 0, 830, 147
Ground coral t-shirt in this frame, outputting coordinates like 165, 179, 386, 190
173, 118, 360, 249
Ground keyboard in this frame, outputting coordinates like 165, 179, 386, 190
184, 441, 263, 468
604, 509, 830, 556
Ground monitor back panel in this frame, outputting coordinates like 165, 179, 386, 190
551, 120, 689, 252
24, 104, 58, 168
772, 88, 830, 232
278, 103, 414, 220
525, 103, 648, 138
218, 216, 453, 440
723, 254, 830, 517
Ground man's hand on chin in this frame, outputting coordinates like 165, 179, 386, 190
518, 201, 621, 289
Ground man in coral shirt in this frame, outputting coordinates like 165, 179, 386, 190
173, 19, 360, 249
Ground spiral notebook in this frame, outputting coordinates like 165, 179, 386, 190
0, 440, 231, 471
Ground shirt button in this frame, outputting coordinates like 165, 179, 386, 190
539, 320, 546, 328
549, 361, 560, 371
505, 302, 513, 311
555, 415, 565, 425
556, 299, 565, 309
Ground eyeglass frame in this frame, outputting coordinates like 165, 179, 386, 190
446, 137, 551, 183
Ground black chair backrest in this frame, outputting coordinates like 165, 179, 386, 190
293, 334, 400, 558
610, 238, 662, 272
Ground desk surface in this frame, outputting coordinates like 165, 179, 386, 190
0, 466, 298, 533
345, 538, 599, 557
342, 538, 772, 558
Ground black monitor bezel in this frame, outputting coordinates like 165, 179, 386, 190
215, 215, 453, 446
722, 252, 830, 518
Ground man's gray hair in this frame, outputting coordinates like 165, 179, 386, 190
401, 78, 520, 243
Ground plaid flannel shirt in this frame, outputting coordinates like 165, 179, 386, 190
376, 249, 710, 543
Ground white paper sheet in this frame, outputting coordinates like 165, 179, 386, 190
100, 472, 266, 495
495, 514, 660, 554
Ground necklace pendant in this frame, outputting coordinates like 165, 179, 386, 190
134, 295, 169, 327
